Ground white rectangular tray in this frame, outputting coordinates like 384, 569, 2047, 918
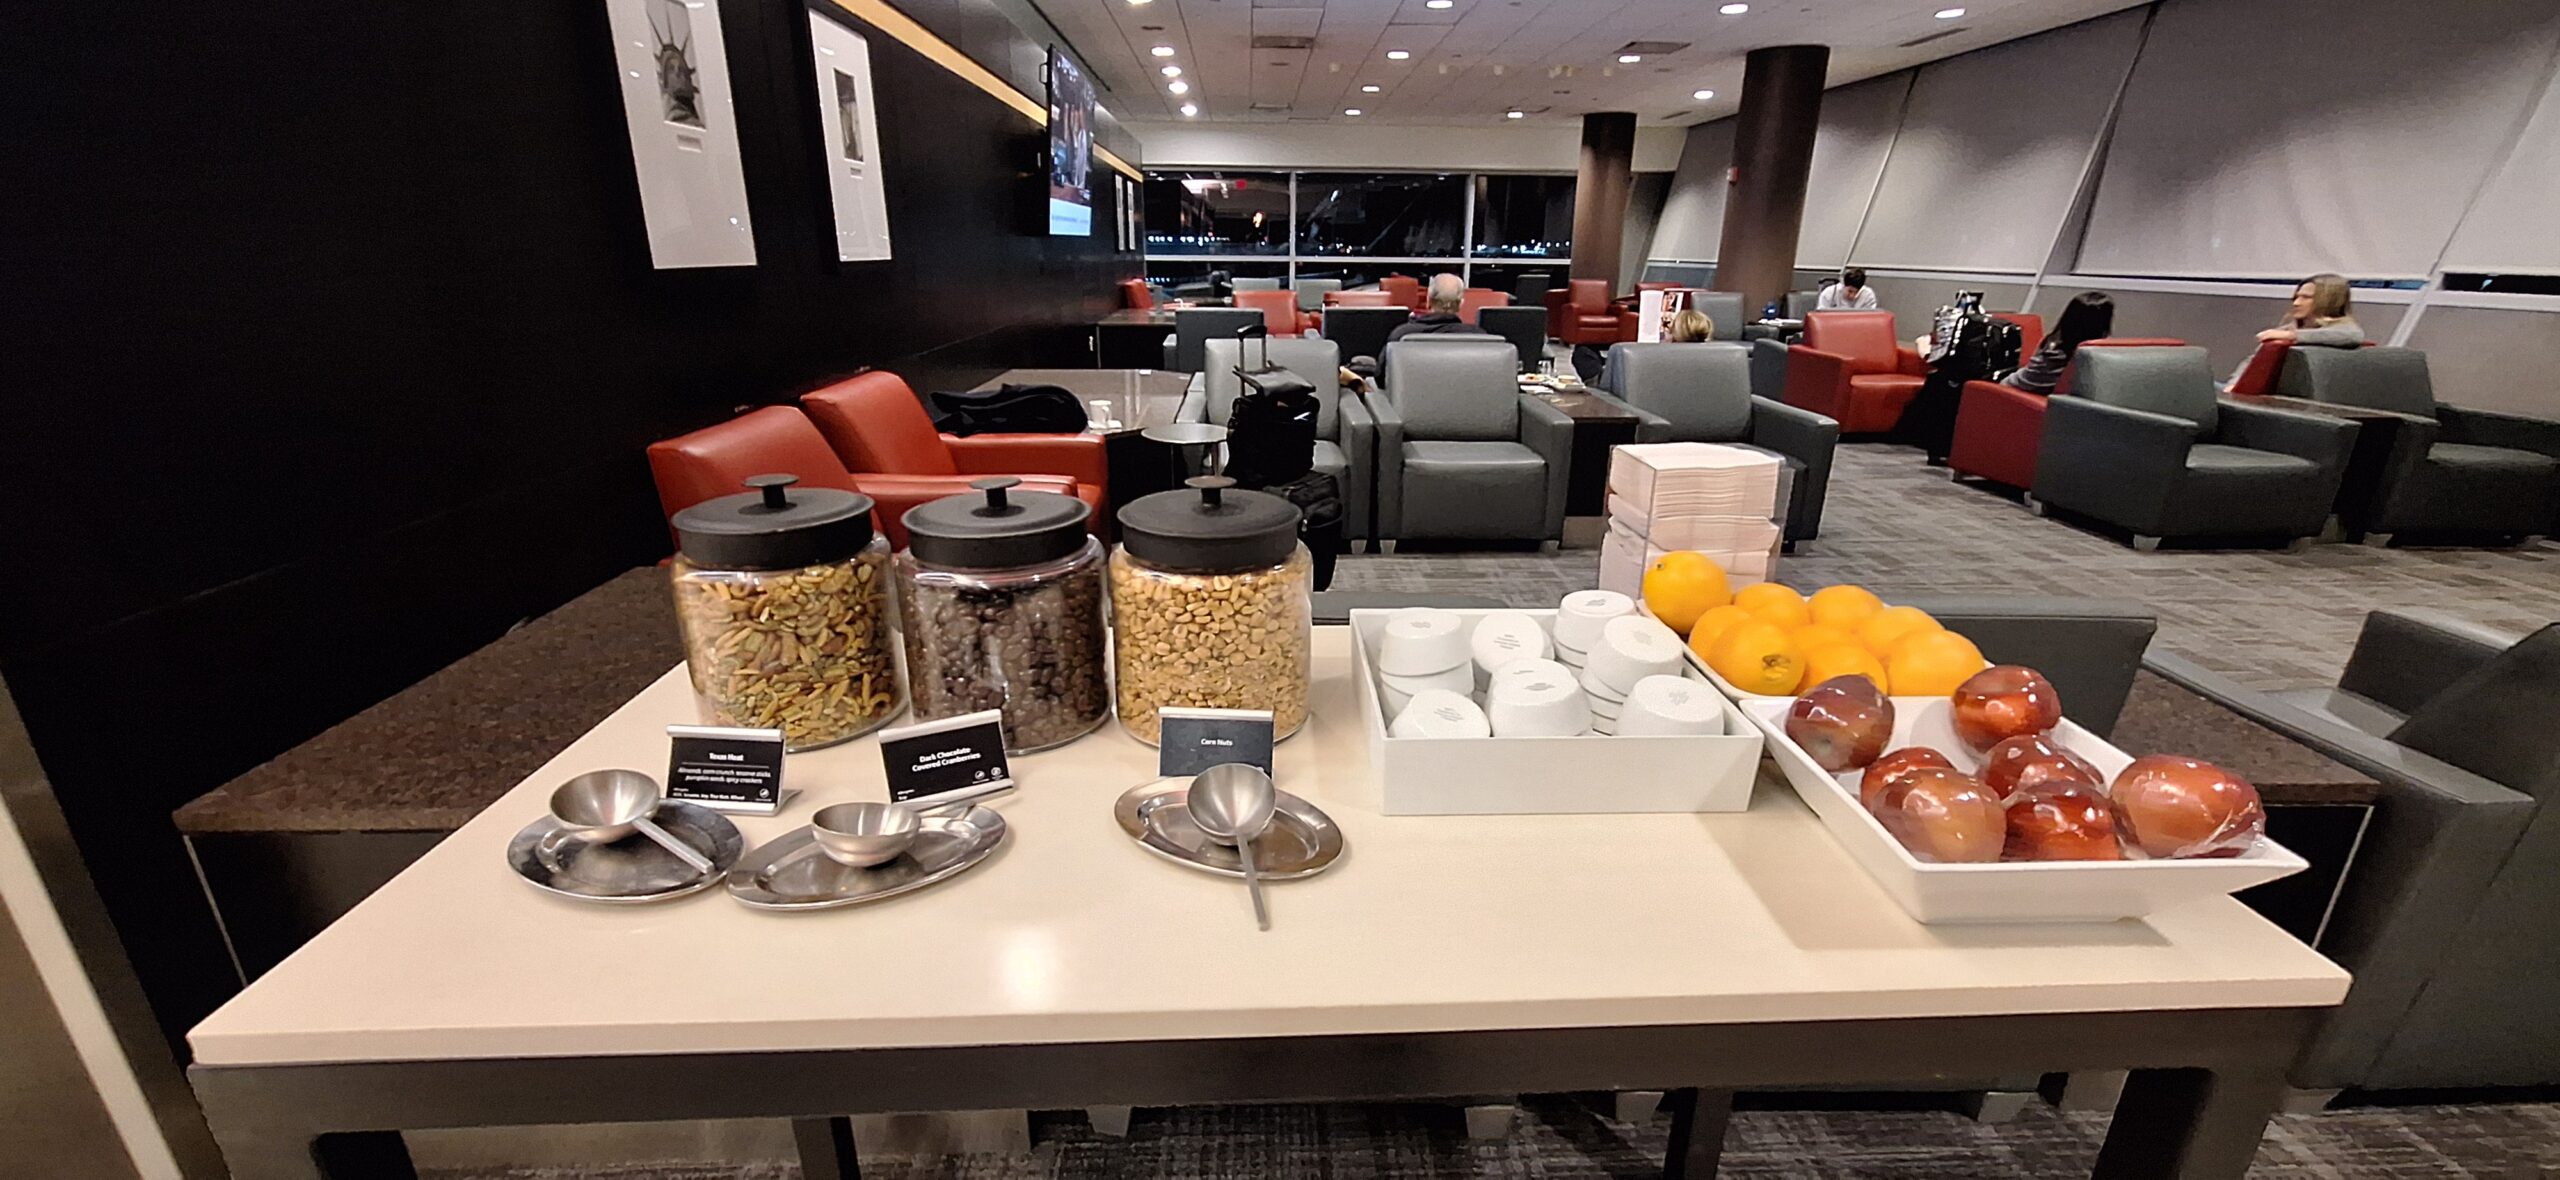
1349, 609, 1762, 815
1734, 695, 2308, 924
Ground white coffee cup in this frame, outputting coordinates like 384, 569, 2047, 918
1486, 666, 1591, 738
1586, 615, 1687, 696
1551, 590, 1635, 655
1379, 609, 1469, 676
1617, 674, 1728, 737
1469, 612, 1553, 684
1392, 690, 1492, 739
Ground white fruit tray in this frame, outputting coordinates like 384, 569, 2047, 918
1734, 695, 2308, 924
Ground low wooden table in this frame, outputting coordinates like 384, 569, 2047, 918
2226, 394, 2419, 539
1090, 309, 1179, 369
187, 629, 2346, 1180
1530, 389, 1643, 515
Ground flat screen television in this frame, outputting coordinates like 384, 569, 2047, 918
1045, 46, 1095, 236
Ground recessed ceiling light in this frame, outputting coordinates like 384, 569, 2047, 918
1151, 45, 1176, 57
1506, 110, 1525, 119
1344, 108, 1364, 116
1161, 65, 1181, 77
1386, 49, 1411, 60
1167, 80, 1189, 94
1180, 102, 1199, 116
1617, 54, 1642, 64
1128, 0, 1153, 6
1693, 88, 1715, 100
1427, 0, 1455, 7
1935, 7, 1966, 17
1361, 83, 1381, 93
1719, 2, 1749, 12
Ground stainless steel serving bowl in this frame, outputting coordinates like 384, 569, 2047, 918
810, 802, 921, 868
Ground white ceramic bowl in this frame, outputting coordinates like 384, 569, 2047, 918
1617, 674, 1727, 737
1555, 643, 1589, 670
1551, 589, 1634, 654
1586, 615, 1686, 696
1378, 608, 1470, 676
1379, 662, 1472, 716
1392, 690, 1493, 739
1486, 666, 1591, 738
1491, 657, 1574, 698
1469, 612, 1553, 682
1578, 666, 1628, 704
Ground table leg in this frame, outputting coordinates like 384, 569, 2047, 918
2091, 1066, 2286, 1179
1660, 1087, 1733, 1180
793, 1115, 863, 1180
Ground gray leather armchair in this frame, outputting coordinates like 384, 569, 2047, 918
1477, 306, 1549, 373
2149, 610, 2560, 1093
2031, 346, 2357, 549
1587, 342, 1839, 543
1227, 276, 1282, 292
1186, 337, 1375, 545
1293, 278, 1342, 311
1322, 306, 1411, 369
1162, 308, 1265, 374
1371, 337, 1573, 547
2278, 347, 2560, 541
1688, 291, 1748, 341
1749, 337, 1791, 402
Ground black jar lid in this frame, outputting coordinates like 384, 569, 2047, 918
902, 477, 1092, 569
672, 474, 877, 570
1117, 476, 1302, 573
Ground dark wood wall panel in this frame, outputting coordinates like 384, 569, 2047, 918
3, 0, 1137, 1046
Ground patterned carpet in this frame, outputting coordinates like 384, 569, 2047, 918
1332, 443, 2560, 691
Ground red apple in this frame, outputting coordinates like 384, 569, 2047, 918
2110, 755, 2266, 859
1950, 665, 2063, 753
1861, 747, 1955, 810
1978, 734, 2101, 800
1875, 767, 2005, 864
1786, 676, 1895, 773
2002, 782, 2123, 861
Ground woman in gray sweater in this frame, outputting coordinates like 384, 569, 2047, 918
2259, 272, 2368, 348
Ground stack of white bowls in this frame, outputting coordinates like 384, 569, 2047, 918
1484, 658, 1590, 738
1390, 689, 1492, 739
1468, 610, 1553, 690
1375, 609, 1473, 715
1551, 590, 1635, 672
1615, 674, 1728, 737
1578, 616, 1687, 735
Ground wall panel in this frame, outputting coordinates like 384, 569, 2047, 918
2403, 305, 2560, 417
1649, 119, 1735, 262
1793, 76, 1910, 270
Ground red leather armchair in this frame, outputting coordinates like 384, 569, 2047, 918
1544, 288, 1572, 340
1946, 338, 2187, 489
797, 371, 1106, 531
1559, 279, 1628, 347
1781, 311, 1927, 434
1457, 288, 1511, 325
1119, 278, 1155, 310
1379, 275, 1422, 311
646, 407, 1084, 551
1326, 290, 1396, 308
1235, 289, 1314, 335
2227, 338, 2291, 397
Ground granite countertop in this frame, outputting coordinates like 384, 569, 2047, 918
2107, 671, 2380, 806
174, 569, 682, 835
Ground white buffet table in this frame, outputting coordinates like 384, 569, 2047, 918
187, 627, 2347, 1179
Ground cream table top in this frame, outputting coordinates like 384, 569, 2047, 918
189, 628, 2347, 1067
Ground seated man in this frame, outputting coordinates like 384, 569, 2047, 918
1816, 266, 1879, 311
1386, 273, 1492, 344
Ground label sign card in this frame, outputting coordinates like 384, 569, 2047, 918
1157, 707, 1275, 779
878, 710, 1014, 807
666, 725, 788, 813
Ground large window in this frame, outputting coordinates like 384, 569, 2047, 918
1143, 169, 1572, 281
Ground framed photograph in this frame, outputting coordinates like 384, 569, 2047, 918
809, 13, 892, 262
603, 0, 757, 268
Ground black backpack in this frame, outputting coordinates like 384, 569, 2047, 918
926, 383, 1089, 436
1255, 470, 1343, 591
1223, 332, 1322, 488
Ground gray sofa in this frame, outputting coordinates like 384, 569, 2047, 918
1371, 337, 1574, 547
2149, 610, 2560, 1094
1587, 342, 1840, 544
2031, 346, 2357, 549
2277, 346, 2560, 541
1162, 308, 1265, 374
1186, 337, 1375, 545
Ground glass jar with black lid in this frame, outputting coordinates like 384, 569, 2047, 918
1110, 476, 1312, 745
668, 474, 903, 751
894, 478, 1110, 753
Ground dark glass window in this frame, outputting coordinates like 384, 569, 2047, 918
1143, 172, 1291, 255
1296, 173, 1468, 259
2440, 272, 2560, 296
1472, 175, 1575, 259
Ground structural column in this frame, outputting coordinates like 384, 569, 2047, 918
1569, 112, 1638, 286
1715, 45, 1830, 312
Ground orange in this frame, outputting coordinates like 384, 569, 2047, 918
1706, 619, 1805, 696
1788, 624, 1858, 654
1641, 551, 1732, 636
1685, 605, 1756, 661
1732, 582, 1811, 631
1886, 630, 1988, 697
1808, 584, 1887, 630
1856, 605, 1943, 657
1801, 643, 1889, 695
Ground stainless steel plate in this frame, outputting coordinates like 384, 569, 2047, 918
506, 801, 743, 904
725, 806, 1009, 911
1113, 779, 1345, 880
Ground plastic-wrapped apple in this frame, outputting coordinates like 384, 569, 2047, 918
2110, 755, 2266, 859
2002, 782, 2124, 861
1874, 767, 2005, 863
1949, 665, 2063, 752
1977, 734, 2101, 800
1784, 675, 1894, 773
1860, 747, 1955, 810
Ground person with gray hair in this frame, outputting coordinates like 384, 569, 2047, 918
1385, 272, 1491, 343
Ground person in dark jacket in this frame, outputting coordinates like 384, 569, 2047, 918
1385, 273, 1490, 343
